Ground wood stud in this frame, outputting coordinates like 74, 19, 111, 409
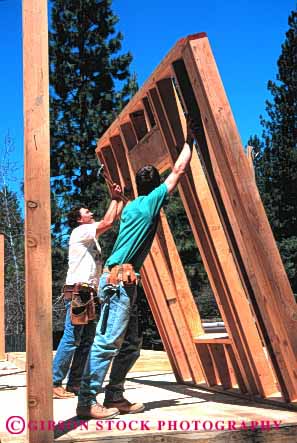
96, 33, 297, 404
23, 0, 53, 441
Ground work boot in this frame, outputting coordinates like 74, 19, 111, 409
76, 402, 120, 419
66, 385, 80, 396
103, 398, 145, 414
53, 385, 75, 399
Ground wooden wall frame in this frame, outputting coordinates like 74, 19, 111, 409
97, 33, 297, 405
22, 23, 297, 443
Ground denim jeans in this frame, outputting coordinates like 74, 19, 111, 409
53, 301, 98, 387
78, 272, 143, 406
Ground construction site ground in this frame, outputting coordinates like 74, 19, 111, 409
0, 350, 297, 443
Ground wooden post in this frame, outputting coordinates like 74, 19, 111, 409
23, 1, 53, 442
0, 233, 5, 360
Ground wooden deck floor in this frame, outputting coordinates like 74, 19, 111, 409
1, 351, 297, 442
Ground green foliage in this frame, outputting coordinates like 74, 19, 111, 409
49, 0, 138, 324
277, 237, 297, 296
251, 9, 297, 295
49, 0, 137, 217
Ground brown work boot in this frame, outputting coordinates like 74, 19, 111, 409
76, 402, 120, 419
103, 398, 145, 414
66, 385, 80, 396
53, 385, 75, 399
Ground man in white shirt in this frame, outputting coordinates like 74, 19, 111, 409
53, 183, 123, 401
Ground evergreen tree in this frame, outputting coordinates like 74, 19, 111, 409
49, 0, 137, 223
49, 0, 137, 323
251, 10, 297, 294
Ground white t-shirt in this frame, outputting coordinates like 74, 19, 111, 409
65, 223, 102, 287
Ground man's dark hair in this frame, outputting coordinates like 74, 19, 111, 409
135, 165, 161, 196
67, 207, 83, 229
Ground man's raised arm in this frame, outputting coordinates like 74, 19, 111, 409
95, 183, 123, 236
164, 118, 196, 194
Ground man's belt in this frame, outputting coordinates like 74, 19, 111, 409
103, 264, 138, 285
62, 283, 99, 325
100, 264, 138, 335
63, 283, 98, 300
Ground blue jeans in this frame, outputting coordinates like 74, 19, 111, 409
78, 272, 142, 406
53, 301, 98, 387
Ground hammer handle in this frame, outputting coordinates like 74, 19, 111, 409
103, 173, 129, 203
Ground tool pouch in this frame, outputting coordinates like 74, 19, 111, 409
107, 264, 138, 286
70, 283, 97, 326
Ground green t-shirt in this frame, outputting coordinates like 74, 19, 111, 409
106, 183, 168, 272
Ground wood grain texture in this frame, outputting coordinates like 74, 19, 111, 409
95, 32, 297, 404
23, 0, 53, 442
150, 77, 275, 397
183, 36, 297, 401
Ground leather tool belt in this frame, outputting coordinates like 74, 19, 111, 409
63, 283, 99, 325
103, 264, 138, 286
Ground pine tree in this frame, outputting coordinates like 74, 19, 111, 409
252, 10, 297, 294
49, 0, 137, 223
49, 1, 138, 327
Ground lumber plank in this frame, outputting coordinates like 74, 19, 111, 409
95, 32, 297, 404
148, 240, 202, 383
223, 343, 238, 388
183, 36, 297, 401
154, 218, 205, 383
97, 33, 207, 147
110, 135, 135, 198
195, 344, 217, 386
209, 343, 233, 389
194, 334, 231, 344
126, 126, 170, 173
157, 212, 204, 337
101, 138, 190, 381
149, 79, 273, 396
102, 126, 203, 383
100, 145, 122, 186
225, 344, 248, 393
140, 261, 183, 381
23, 0, 53, 442
168, 65, 277, 398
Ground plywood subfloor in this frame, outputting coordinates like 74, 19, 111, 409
0, 353, 297, 442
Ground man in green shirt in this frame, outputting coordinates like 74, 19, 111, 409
76, 119, 196, 420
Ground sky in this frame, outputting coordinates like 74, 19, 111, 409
0, 0, 296, 200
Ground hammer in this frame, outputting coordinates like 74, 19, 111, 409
97, 162, 130, 203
